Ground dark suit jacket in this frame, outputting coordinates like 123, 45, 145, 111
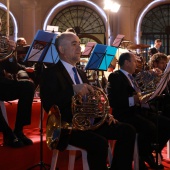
40, 60, 88, 123
107, 70, 139, 119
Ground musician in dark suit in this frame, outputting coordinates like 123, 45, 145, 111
107, 52, 170, 169
0, 18, 35, 148
148, 39, 164, 57
40, 32, 136, 170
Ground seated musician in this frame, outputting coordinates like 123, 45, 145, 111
40, 32, 136, 170
16, 37, 32, 67
148, 53, 170, 118
107, 52, 170, 169
0, 18, 35, 148
148, 52, 167, 76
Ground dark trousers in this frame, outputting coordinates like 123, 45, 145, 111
114, 107, 170, 159
0, 78, 34, 134
69, 122, 136, 170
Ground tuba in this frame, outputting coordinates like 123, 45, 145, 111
0, 36, 14, 61
46, 86, 110, 151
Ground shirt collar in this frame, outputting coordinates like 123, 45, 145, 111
60, 59, 75, 75
120, 68, 131, 77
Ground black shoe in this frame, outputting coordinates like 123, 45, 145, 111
144, 154, 164, 169
3, 133, 24, 148
15, 132, 33, 145
139, 158, 148, 170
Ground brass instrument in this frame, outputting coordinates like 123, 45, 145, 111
46, 86, 110, 150
72, 86, 109, 130
0, 36, 13, 61
135, 70, 161, 103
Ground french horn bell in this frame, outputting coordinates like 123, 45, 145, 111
46, 86, 110, 150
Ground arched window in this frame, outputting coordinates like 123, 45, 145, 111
51, 5, 105, 45
141, 4, 170, 55
0, 8, 14, 36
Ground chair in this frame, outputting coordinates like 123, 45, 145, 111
0, 101, 8, 124
50, 137, 139, 170
50, 145, 89, 170
108, 134, 139, 170
167, 140, 170, 159
133, 134, 139, 170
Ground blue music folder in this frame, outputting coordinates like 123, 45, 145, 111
24, 30, 59, 63
85, 44, 117, 71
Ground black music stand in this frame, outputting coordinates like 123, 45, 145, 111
24, 30, 59, 170
85, 44, 118, 71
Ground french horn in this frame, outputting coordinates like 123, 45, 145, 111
46, 86, 110, 150
135, 70, 161, 103
0, 36, 13, 61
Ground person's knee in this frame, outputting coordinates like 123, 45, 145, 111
119, 123, 136, 140
18, 80, 35, 94
91, 138, 108, 155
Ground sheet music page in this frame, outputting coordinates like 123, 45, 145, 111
27, 40, 49, 62
24, 30, 58, 63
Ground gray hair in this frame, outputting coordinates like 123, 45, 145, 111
55, 32, 75, 54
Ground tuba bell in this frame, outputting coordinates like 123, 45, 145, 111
46, 86, 110, 151
0, 36, 14, 61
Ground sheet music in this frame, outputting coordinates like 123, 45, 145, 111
85, 44, 117, 71
24, 30, 59, 63
82, 42, 96, 56
112, 34, 125, 47
27, 40, 49, 62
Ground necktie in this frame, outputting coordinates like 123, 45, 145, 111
128, 74, 141, 93
72, 67, 80, 84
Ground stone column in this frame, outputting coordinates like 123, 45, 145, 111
19, 0, 37, 44
109, 0, 133, 43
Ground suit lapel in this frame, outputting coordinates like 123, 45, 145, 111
56, 60, 89, 85
56, 60, 74, 85
118, 70, 131, 86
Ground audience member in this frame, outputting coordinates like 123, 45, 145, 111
0, 18, 35, 148
16, 37, 43, 89
40, 32, 136, 170
107, 52, 170, 169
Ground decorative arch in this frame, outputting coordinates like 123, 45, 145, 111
0, 3, 18, 41
79, 34, 102, 44
135, 0, 169, 44
43, 0, 110, 44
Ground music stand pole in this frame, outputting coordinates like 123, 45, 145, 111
23, 30, 59, 170
27, 64, 50, 170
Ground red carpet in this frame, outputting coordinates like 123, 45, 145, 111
0, 99, 84, 170
0, 98, 170, 170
